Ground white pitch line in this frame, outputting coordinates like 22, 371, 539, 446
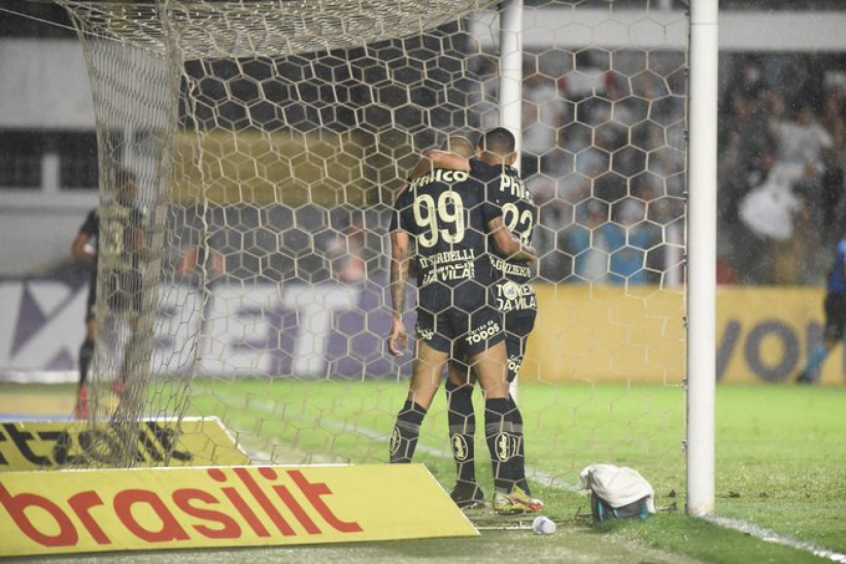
236, 397, 843, 561
702, 515, 846, 563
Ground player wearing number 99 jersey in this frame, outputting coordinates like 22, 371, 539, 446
409, 128, 541, 510
387, 135, 541, 513
390, 152, 502, 353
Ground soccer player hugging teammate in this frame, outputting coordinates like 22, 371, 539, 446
387, 131, 542, 514
438, 128, 540, 510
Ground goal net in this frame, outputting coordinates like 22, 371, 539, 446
60, 0, 689, 506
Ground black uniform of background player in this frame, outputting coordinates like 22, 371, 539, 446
78, 203, 145, 320
99, 199, 145, 315
73, 208, 100, 417
72, 173, 145, 417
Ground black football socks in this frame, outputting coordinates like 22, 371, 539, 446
390, 400, 427, 463
485, 397, 520, 492
78, 337, 94, 388
446, 379, 477, 483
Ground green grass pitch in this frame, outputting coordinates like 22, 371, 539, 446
1, 381, 844, 562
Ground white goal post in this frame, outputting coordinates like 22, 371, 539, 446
686, 0, 718, 517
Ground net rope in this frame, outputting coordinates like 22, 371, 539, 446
60, 0, 493, 58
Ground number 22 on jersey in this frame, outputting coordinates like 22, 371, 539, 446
502, 202, 533, 244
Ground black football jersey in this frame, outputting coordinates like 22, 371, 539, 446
473, 160, 537, 285
98, 203, 145, 272
391, 168, 501, 295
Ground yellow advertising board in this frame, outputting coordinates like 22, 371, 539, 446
0, 464, 477, 556
713, 286, 840, 384
0, 417, 249, 472
524, 285, 686, 384
525, 284, 840, 385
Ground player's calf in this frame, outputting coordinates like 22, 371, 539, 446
484, 397, 520, 491
446, 378, 477, 483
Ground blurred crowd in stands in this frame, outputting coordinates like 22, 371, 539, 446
171, 51, 846, 289
512, 49, 687, 286
717, 53, 846, 286
517, 51, 846, 287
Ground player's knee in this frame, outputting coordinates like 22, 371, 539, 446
447, 368, 472, 388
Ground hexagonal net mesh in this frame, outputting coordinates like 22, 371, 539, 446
60, 0, 690, 501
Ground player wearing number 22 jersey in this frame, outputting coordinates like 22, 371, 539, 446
464, 158, 539, 505
490, 162, 538, 383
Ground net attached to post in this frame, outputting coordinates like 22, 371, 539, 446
59, 0, 689, 510
60, 0, 498, 467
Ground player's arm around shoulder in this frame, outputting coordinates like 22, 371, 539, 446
488, 215, 537, 265
424, 149, 471, 172
407, 149, 472, 181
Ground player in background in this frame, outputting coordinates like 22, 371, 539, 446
101, 170, 150, 399
71, 208, 100, 419
71, 170, 149, 418
796, 236, 846, 384
388, 135, 542, 514
412, 128, 539, 509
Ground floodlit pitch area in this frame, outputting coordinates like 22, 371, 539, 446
3, 2, 846, 562
2, 381, 843, 563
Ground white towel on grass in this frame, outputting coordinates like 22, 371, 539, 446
579, 464, 656, 514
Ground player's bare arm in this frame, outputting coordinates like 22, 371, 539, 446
388, 229, 411, 357
426, 149, 471, 171
408, 137, 474, 180
407, 150, 468, 180
488, 216, 537, 264
71, 232, 96, 261
407, 152, 436, 181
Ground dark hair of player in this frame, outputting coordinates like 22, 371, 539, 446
479, 127, 516, 157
